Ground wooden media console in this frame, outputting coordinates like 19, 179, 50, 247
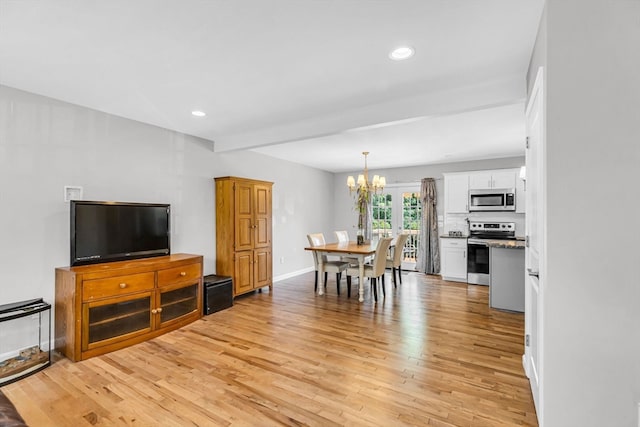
55, 253, 203, 361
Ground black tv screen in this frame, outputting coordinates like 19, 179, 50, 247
71, 201, 170, 266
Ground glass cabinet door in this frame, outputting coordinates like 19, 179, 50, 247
83, 293, 152, 350
159, 283, 198, 325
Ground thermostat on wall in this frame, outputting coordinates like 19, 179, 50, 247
64, 186, 83, 202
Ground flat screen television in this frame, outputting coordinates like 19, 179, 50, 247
70, 200, 170, 266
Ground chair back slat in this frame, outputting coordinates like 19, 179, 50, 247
307, 233, 327, 266
392, 234, 410, 266
372, 237, 393, 276
334, 230, 349, 243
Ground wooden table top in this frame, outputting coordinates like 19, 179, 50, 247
304, 241, 378, 255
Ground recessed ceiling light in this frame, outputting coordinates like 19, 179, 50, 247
389, 46, 415, 61
191, 110, 206, 117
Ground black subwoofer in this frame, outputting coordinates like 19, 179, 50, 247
203, 274, 233, 315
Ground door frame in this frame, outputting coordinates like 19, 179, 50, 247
524, 66, 545, 422
376, 183, 420, 270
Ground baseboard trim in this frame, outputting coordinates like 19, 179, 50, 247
273, 267, 314, 283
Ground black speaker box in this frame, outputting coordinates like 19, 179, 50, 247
203, 274, 233, 315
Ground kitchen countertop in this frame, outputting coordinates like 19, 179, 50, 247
485, 239, 525, 249
440, 235, 525, 248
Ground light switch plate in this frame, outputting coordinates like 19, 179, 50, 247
64, 186, 83, 202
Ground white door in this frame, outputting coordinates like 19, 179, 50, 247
525, 67, 544, 417
372, 184, 420, 270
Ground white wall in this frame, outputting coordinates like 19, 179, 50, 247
332, 157, 526, 236
0, 85, 334, 307
533, 1, 640, 425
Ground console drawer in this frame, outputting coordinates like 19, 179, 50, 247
157, 263, 201, 287
83, 272, 155, 301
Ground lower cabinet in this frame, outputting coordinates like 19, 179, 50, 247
159, 283, 199, 325
83, 292, 153, 351
55, 253, 203, 362
233, 249, 272, 295
440, 238, 468, 282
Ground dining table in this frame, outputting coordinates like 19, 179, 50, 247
304, 240, 381, 302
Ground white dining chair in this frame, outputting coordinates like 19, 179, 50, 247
346, 237, 393, 302
307, 233, 351, 296
334, 230, 360, 266
386, 233, 410, 288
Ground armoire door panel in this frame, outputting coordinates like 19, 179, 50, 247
254, 249, 271, 288
254, 186, 269, 215
235, 183, 254, 251
236, 217, 253, 250
236, 184, 253, 215
234, 251, 254, 295
255, 217, 269, 247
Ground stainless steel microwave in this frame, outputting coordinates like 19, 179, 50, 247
469, 188, 516, 211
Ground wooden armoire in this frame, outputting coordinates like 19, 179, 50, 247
215, 177, 273, 296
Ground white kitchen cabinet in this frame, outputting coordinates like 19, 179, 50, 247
468, 171, 493, 190
492, 170, 517, 188
444, 173, 469, 213
469, 169, 516, 190
440, 237, 467, 282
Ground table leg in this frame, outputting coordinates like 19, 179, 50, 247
318, 252, 325, 296
358, 256, 365, 302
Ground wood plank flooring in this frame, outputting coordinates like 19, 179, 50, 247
1, 271, 538, 426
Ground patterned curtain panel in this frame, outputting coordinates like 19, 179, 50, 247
416, 178, 440, 274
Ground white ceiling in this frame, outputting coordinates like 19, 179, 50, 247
0, 0, 543, 173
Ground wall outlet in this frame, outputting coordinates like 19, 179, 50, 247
280, 257, 285, 264
64, 185, 83, 202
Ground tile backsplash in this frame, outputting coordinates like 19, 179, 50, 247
444, 212, 525, 237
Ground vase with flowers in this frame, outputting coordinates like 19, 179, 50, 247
356, 187, 369, 245
347, 151, 385, 245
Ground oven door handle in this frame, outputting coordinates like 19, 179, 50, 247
468, 241, 489, 247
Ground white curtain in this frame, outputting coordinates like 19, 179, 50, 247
416, 178, 440, 274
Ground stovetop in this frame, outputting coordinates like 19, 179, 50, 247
468, 221, 516, 240
469, 235, 517, 240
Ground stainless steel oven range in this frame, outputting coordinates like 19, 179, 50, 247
467, 221, 515, 285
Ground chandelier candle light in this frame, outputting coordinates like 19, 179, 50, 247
347, 151, 386, 244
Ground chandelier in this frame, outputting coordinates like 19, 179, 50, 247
346, 151, 386, 194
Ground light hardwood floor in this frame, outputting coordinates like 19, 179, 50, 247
2, 271, 538, 426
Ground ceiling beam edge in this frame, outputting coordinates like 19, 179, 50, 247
213, 74, 526, 152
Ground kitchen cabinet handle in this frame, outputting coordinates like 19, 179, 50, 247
157, 307, 163, 313
180, 271, 186, 276
527, 268, 539, 278
151, 309, 158, 314
119, 283, 127, 289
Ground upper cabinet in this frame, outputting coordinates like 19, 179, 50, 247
444, 173, 469, 213
468, 169, 516, 190
444, 168, 525, 217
